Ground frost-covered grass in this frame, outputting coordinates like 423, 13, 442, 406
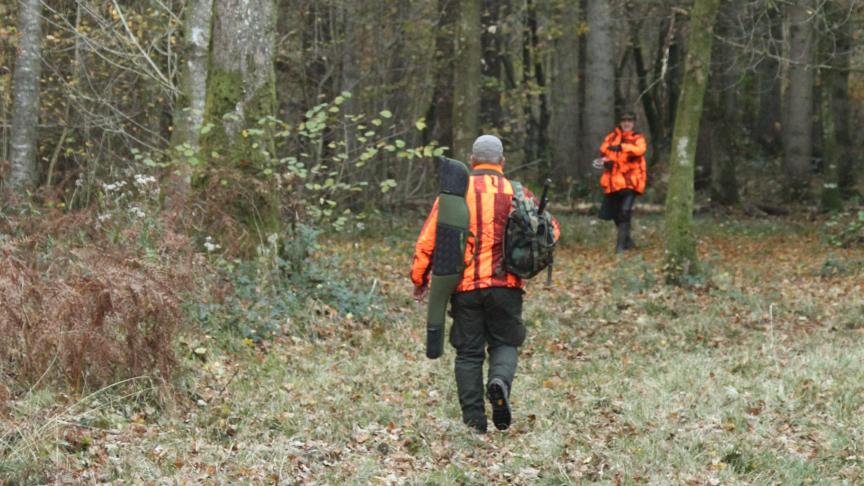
3, 214, 863, 484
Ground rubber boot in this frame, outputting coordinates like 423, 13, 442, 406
616, 222, 631, 254
624, 231, 636, 250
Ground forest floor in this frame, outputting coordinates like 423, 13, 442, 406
3, 213, 864, 485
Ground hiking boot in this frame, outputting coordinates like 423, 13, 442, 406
615, 222, 631, 254
486, 378, 512, 430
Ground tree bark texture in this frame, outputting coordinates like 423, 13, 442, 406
0, 2, 13, 165
204, 0, 277, 166
9, 0, 43, 190
582, 0, 614, 168
664, 0, 721, 284
781, 0, 815, 199
203, 0, 280, 240
453, 0, 482, 160
172, 0, 214, 153
549, 1, 582, 187
168, 0, 214, 209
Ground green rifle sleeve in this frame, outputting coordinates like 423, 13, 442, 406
426, 157, 470, 359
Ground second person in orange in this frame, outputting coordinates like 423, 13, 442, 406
597, 112, 647, 253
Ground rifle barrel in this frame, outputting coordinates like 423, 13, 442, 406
538, 179, 551, 215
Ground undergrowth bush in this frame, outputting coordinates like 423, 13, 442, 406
195, 223, 381, 343
0, 193, 198, 395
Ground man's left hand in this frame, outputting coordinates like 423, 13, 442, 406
413, 284, 429, 303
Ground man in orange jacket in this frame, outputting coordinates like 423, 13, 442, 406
597, 112, 647, 253
411, 135, 560, 433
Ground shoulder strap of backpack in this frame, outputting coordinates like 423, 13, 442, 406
510, 180, 526, 206
471, 169, 502, 176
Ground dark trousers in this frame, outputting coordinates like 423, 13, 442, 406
449, 287, 526, 425
599, 189, 637, 224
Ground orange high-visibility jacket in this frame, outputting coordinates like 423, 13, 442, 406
599, 128, 647, 194
411, 163, 561, 293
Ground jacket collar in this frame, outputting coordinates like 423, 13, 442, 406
471, 163, 504, 174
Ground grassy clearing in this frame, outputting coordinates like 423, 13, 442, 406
2, 213, 863, 484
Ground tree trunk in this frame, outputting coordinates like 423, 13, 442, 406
828, 4, 853, 197
582, 0, 614, 168
628, 19, 660, 151
168, 0, 214, 208
755, 5, 782, 153
480, 0, 503, 128
452, 0, 482, 160
172, 0, 214, 153
782, 0, 815, 200
664, 0, 721, 284
708, 0, 740, 206
0, 2, 13, 165
820, 72, 841, 212
8, 0, 43, 191
549, 1, 581, 189
522, 0, 550, 181
819, 1, 849, 211
426, 0, 457, 152
203, 0, 280, 241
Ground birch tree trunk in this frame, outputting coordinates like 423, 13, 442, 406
549, 1, 581, 188
203, 0, 280, 240
168, 0, 214, 208
452, 0, 481, 160
172, 0, 214, 153
663, 0, 721, 284
8, 0, 43, 191
582, 0, 614, 168
782, 0, 815, 200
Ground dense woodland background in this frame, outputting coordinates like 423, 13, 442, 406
3, 1, 863, 213
2, 1, 864, 483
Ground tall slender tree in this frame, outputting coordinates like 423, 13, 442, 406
827, 1, 854, 197
582, 0, 614, 170
0, 2, 12, 165
664, 0, 721, 284
754, 4, 783, 152
168, 0, 214, 207
453, 0, 482, 159
782, 0, 816, 200
8, 0, 43, 191
549, 1, 582, 189
202, 0, 280, 240
708, 0, 741, 206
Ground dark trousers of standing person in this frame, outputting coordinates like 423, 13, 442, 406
449, 287, 526, 432
600, 189, 637, 253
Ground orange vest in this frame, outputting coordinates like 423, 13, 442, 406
599, 128, 647, 194
411, 164, 559, 293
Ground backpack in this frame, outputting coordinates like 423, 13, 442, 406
502, 180, 556, 280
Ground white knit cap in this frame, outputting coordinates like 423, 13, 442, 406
472, 135, 504, 163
